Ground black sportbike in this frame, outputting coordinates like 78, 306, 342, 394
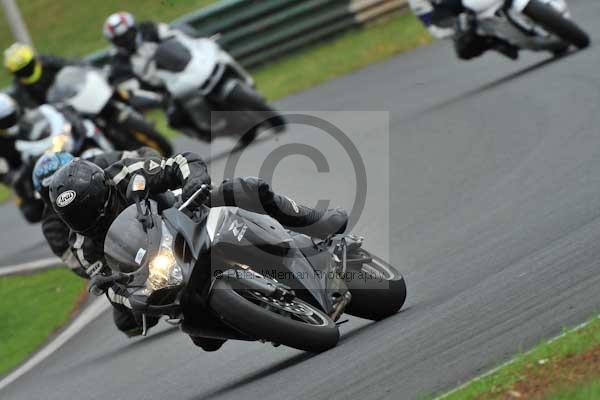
101, 177, 406, 352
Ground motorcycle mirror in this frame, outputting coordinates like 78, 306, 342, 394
127, 174, 149, 203
127, 175, 154, 231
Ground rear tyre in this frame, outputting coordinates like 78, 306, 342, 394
343, 251, 407, 321
523, 0, 590, 49
209, 278, 339, 352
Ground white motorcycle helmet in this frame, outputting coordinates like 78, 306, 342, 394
0, 92, 20, 136
103, 12, 138, 53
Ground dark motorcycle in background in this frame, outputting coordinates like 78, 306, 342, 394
101, 177, 406, 352
47, 66, 174, 156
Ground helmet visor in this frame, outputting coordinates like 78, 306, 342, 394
67, 181, 113, 234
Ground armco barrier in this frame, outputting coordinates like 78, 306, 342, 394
86, 0, 408, 69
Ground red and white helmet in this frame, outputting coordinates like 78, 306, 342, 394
103, 12, 136, 40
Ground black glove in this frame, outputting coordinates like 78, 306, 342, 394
89, 273, 129, 296
182, 181, 211, 208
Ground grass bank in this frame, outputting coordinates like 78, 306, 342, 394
0, 185, 10, 203
438, 316, 600, 400
0, 268, 86, 376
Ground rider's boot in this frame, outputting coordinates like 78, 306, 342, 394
213, 177, 348, 239
262, 190, 348, 239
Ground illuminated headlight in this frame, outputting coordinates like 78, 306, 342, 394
51, 134, 73, 152
146, 249, 183, 291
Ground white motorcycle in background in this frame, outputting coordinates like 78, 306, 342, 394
48, 67, 174, 156
138, 33, 286, 146
465, 0, 589, 55
412, 0, 589, 58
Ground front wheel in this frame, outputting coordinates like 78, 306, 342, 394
224, 81, 287, 132
523, 0, 590, 49
209, 278, 339, 352
343, 250, 407, 321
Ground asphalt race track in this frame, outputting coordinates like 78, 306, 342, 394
2, 1, 600, 398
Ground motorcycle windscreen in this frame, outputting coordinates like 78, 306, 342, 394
154, 38, 192, 72
208, 207, 332, 310
47, 66, 112, 115
104, 203, 162, 282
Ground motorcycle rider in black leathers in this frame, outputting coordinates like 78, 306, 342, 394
409, 0, 519, 60
4, 43, 77, 109
33, 148, 163, 336
48, 151, 348, 349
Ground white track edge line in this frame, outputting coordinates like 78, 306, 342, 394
434, 315, 599, 399
0, 297, 111, 392
0, 257, 62, 277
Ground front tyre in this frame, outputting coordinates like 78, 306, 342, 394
209, 278, 339, 352
343, 251, 407, 321
225, 81, 287, 132
523, 0, 590, 49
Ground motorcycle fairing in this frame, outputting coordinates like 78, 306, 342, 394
154, 38, 192, 72
154, 35, 222, 98
207, 207, 335, 312
48, 67, 113, 115
104, 202, 162, 277
162, 206, 210, 259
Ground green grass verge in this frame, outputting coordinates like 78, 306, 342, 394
0, 0, 217, 87
252, 12, 431, 101
0, 268, 85, 376
0, 184, 10, 203
547, 380, 600, 400
438, 316, 600, 400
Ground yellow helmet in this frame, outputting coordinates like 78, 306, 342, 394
4, 43, 41, 84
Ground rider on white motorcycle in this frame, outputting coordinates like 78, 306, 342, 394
103, 11, 187, 90
409, 0, 520, 59
0, 92, 112, 223
103, 11, 285, 145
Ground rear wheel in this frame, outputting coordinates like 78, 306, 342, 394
343, 250, 407, 321
523, 0, 590, 49
209, 278, 339, 352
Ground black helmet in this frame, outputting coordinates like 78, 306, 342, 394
49, 159, 116, 236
